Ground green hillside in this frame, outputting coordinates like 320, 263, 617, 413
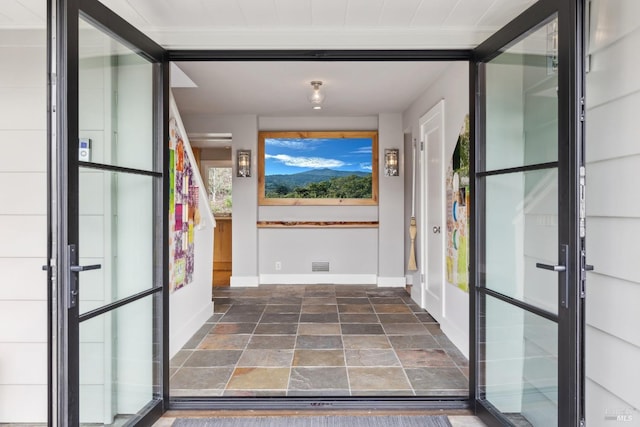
265, 169, 372, 199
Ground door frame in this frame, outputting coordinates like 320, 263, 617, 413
469, 0, 585, 425
45, 0, 586, 423
50, 0, 169, 424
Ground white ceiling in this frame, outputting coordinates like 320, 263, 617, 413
2, 0, 539, 125
95, 0, 537, 50
172, 61, 451, 117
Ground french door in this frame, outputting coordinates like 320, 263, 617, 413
50, 0, 168, 425
471, 0, 584, 426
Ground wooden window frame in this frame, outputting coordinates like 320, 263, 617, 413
258, 131, 379, 206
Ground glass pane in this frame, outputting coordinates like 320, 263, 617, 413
484, 168, 558, 314
0, 1, 48, 423
79, 17, 154, 172
481, 294, 558, 426
79, 168, 155, 314
485, 16, 558, 172
79, 295, 158, 425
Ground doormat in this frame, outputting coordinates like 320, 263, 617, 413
172, 415, 451, 427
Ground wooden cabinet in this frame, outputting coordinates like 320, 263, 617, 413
213, 216, 232, 287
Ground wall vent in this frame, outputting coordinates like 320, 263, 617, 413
312, 261, 330, 272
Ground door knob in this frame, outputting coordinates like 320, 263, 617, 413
432, 226, 441, 234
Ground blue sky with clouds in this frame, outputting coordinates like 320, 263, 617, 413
264, 137, 373, 175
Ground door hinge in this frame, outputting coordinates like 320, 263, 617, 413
420, 273, 425, 283
580, 97, 585, 122
420, 141, 424, 151
579, 166, 586, 238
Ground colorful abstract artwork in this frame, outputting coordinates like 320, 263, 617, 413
446, 115, 470, 293
169, 118, 200, 293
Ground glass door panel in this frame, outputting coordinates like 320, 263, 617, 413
79, 295, 156, 425
78, 168, 155, 314
474, 1, 583, 425
484, 168, 558, 313
54, 0, 167, 425
485, 20, 559, 171
78, 18, 154, 171
75, 14, 163, 426
480, 294, 558, 426
479, 17, 561, 424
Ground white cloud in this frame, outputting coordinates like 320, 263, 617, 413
265, 154, 345, 169
351, 146, 372, 154
265, 138, 312, 150
360, 163, 372, 171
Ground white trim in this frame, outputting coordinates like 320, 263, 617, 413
169, 301, 213, 358
259, 274, 377, 285
377, 277, 407, 287
419, 99, 446, 315
230, 275, 260, 287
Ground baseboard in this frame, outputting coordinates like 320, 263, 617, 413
440, 318, 469, 359
230, 275, 259, 287
376, 276, 407, 287
259, 274, 377, 285
170, 301, 213, 358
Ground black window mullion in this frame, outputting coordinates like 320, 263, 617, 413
78, 161, 162, 177
78, 286, 162, 323
477, 161, 559, 177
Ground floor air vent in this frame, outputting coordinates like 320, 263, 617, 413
312, 261, 330, 272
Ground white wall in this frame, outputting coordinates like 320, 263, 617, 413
168, 94, 215, 358
182, 114, 259, 286
258, 116, 381, 285
402, 62, 469, 355
259, 116, 382, 285
0, 28, 48, 424
585, 1, 640, 425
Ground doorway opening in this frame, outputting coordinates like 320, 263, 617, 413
196, 142, 234, 289
166, 59, 472, 401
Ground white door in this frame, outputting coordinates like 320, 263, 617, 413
420, 100, 445, 322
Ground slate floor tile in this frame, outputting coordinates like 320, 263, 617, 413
293, 350, 345, 367
227, 367, 290, 390
289, 367, 349, 390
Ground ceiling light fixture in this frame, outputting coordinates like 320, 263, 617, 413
308, 81, 325, 110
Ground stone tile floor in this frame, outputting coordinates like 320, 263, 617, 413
170, 285, 469, 397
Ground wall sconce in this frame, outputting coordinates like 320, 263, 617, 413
384, 148, 399, 176
236, 149, 251, 177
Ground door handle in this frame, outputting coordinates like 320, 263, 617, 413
535, 244, 569, 308
70, 264, 101, 272
66, 244, 102, 309
535, 263, 566, 272
433, 226, 441, 234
